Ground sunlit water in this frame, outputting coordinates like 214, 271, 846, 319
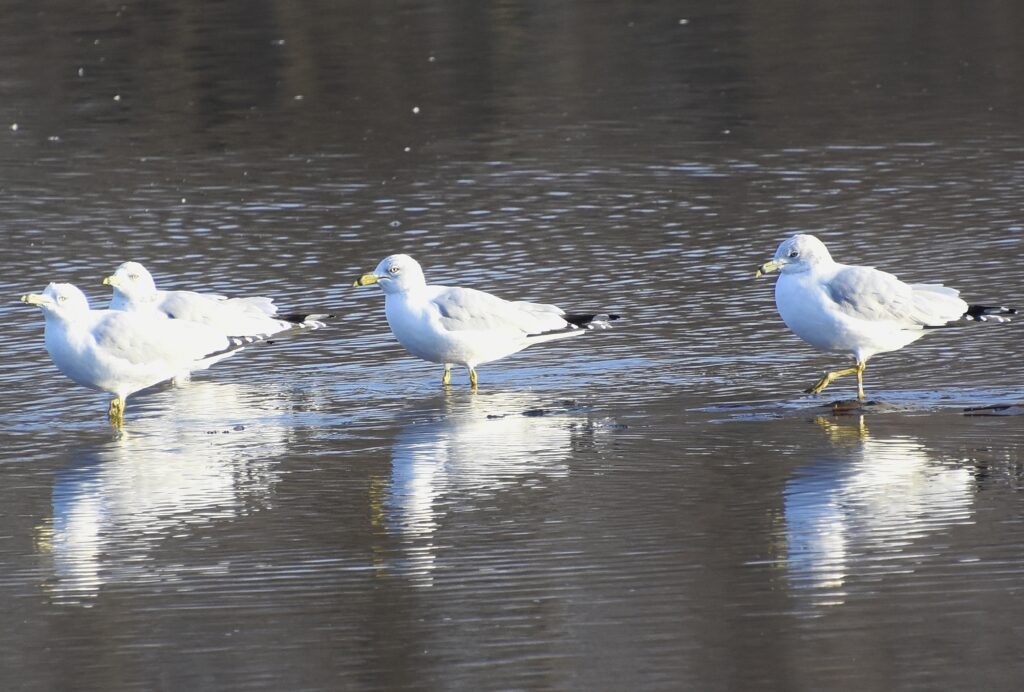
2, 1, 1024, 690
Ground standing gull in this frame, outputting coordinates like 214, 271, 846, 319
20, 282, 262, 426
103, 261, 326, 337
353, 254, 617, 388
756, 234, 1015, 399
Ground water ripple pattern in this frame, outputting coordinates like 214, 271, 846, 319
2, 2, 1024, 690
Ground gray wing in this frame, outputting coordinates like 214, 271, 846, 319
155, 289, 289, 336
430, 286, 569, 335
158, 290, 276, 321
91, 311, 232, 366
221, 295, 278, 316
826, 266, 967, 327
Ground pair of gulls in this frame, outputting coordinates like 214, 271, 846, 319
20, 262, 329, 425
21, 235, 1014, 425
364, 238, 1012, 403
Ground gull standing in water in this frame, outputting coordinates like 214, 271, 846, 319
756, 234, 1014, 400
103, 261, 326, 337
21, 283, 262, 426
353, 254, 617, 388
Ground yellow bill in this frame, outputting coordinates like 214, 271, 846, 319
20, 293, 48, 305
352, 273, 380, 287
102, 275, 119, 286
755, 260, 782, 278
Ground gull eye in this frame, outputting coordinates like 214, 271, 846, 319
788, 250, 799, 258
129, 273, 139, 280
57, 295, 67, 303
388, 265, 400, 274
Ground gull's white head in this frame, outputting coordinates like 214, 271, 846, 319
353, 254, 427, 295
757, 234, 834, 277
20, 282, 91, 320
103, 261, 158, 309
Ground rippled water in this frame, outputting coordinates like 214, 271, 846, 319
2, 1, 1024, 690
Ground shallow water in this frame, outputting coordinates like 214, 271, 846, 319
2, 1, 1024, 690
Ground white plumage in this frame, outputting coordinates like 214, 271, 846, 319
21, 282, 257, 425
354, 254, 616, 387
104, 261, 325, 337
757, 234, 1013, 399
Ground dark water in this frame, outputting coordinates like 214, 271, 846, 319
2, 2, 1024, 690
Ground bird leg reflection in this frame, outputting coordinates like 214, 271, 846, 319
815, 414, 868, 442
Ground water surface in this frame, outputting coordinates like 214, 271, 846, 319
2, 1, 1024, 690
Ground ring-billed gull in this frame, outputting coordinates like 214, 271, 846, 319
103, 261, 327, 337
756, 234, 1015, 400
20, 282, 262, 426
353, 254, 618, 388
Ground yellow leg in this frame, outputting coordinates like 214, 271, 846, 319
441, 365, 451, 386
469, 367, 478, 389
108, 396, 126, 427
805, 360, 867, 396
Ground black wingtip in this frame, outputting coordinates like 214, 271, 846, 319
201, 333, 267, 359
279, 312, 333, 329
280, 312, 335, 324
565, 313, 620, 328
964, 304, 1016, 323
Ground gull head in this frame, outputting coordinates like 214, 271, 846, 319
352, 254, 427, 295
20, 282, 91, 319
756, 234, 834, 277
103, 261, 159, 308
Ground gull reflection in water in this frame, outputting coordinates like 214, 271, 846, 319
36, 381, 291, 605
783, 417, 974, 611
372, 391, 599, 586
